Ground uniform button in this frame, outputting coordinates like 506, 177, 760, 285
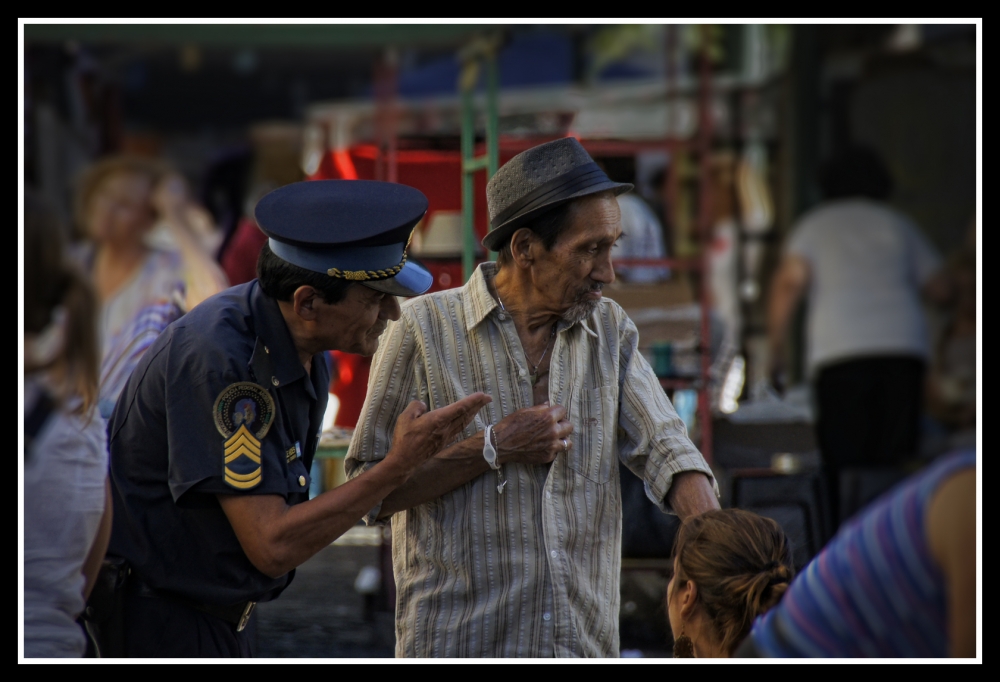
498, 313, 507, 321
272, 377, 280, 386
550, 550, 558, 559
298, 475, 307, 486
542, 612, 552, 622
264, 346, 270, 354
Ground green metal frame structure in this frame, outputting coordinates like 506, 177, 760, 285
458, 35, 501, 282
23, 24, 481, 49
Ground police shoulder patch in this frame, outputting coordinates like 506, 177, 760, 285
214, 382, 276, 490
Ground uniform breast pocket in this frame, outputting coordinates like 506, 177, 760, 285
566, 385, 618, 484
283, 444, 312, 494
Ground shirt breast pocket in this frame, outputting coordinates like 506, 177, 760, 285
567, 385, 617, 484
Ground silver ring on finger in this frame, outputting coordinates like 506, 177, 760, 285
561, 438, 569, 452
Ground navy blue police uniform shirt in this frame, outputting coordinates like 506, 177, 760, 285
107, 281, 330, 606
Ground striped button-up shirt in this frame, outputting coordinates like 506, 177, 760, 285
346, 263, 716, 657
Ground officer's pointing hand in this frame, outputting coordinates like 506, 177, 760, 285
388, 393, 492, 470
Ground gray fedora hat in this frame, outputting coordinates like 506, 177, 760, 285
483, 137, 633, 252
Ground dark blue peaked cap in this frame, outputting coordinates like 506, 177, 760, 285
254, 179, 433, 297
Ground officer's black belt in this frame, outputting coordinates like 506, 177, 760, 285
130, 577, 257, 632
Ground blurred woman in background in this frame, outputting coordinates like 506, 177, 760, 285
24, 192, 112, 657
73, 155, 226, 416
666, 509, 794, 657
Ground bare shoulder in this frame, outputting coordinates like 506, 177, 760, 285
925, 465, 977, 657
926, 468, 977, 572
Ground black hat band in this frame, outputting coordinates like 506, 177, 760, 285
489, 162, 610, 230
268, 236, 411, 282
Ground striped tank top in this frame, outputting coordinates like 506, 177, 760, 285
750, 449, 976, 657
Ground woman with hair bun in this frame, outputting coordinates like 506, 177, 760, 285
666, 509, 794, 657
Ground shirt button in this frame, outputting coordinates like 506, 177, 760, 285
543, 612, 552, 622
264, 346, 270, 354
550, 550, 558, 559
546, 491, 552, 499
298, 475, 307, 487
519, 369, 526, 378
272, 377, 280, 386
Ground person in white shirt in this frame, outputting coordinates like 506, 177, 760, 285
767, 146, 942, 525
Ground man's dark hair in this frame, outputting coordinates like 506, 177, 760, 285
495, 201, 577, 267
819, 146, 893, 201
256, 242, 353, 304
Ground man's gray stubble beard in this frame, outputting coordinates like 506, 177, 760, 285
561, 297, 600, 325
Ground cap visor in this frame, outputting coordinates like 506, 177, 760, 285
361, 260, 433, 297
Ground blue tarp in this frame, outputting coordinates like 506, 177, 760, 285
393, 31, 576, 97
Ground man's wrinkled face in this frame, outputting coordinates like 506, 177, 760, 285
315, 284, 401, 356
530, 192, 621, 323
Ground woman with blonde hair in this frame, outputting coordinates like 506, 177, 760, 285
73, 155, 227, 415
666, 509, 794, 657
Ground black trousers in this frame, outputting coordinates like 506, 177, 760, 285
814, 355, 925, 525
122, 587, 258, 658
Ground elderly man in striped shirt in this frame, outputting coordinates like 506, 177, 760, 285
346, 138, 719, 657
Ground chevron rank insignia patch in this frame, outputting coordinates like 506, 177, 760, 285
213, 382, 276, 490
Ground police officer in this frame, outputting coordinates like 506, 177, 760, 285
104, 180, 490, 657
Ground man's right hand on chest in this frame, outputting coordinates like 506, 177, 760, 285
369, 399, 569, 521
494, 403, 574, 466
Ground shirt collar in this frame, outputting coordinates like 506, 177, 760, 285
249, 281, 307, 387
462, 262, 501, 332
461, 261, 601, 337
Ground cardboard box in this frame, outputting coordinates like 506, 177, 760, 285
605, 280, 698, 345
604, 279, 694, 312
605, 280, 701, 376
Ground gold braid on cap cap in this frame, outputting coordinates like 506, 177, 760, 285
326, 227, 416, 280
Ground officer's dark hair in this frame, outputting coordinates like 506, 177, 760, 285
819, 146, 893, 201
495, 200, 577, 268
256, 242, 353, 304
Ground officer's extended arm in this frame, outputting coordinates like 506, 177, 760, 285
218, 393, 490, 578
